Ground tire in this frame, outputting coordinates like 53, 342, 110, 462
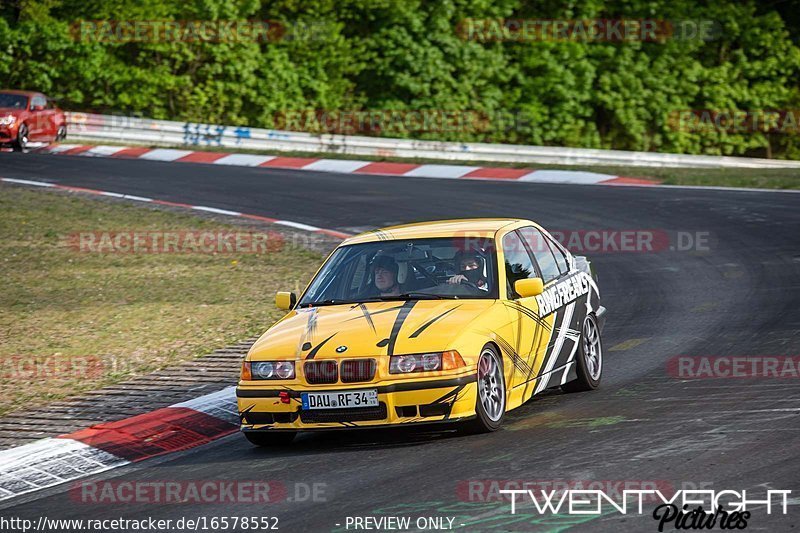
465, 344, 506, 433
12, 123, 28, 152
243, 431, 296, 447
56, 125, 67, 141
562, 313, 603, 393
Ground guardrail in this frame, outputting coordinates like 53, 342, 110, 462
65, 112, 800, 169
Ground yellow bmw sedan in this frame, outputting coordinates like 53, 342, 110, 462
237, 219, 606, 445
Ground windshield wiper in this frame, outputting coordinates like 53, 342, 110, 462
379, 292, 456, 301
299, 299, 347, 307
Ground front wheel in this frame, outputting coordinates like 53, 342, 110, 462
13, 123, 28, 152
243, 431, 296, 447
465, 344, 506, 433
562, 313, 603, 393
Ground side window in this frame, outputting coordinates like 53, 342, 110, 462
547, 237, 569, 274
518, 227, 561, 283
31, 96, 46, 109
502, 231, 538, 299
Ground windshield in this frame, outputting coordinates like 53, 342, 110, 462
298, 237, 498, 306
0, 93, 28, 109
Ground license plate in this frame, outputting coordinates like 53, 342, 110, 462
301, 390, 378, 410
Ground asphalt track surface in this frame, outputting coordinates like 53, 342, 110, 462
1, 153, 799, 532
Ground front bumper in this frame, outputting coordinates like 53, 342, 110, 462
0, 124, 18, 142
237, 372, 478, 431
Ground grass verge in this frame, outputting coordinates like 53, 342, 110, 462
0, 185, 323, 416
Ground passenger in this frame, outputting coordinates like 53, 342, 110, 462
370, 255, 401, 297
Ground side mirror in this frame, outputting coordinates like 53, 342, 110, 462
515, 278, 544, 298
275, 291, 297, 310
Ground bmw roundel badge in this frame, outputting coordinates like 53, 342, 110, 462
336, 345, 348, 353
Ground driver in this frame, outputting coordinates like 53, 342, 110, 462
370, 255, 401, 297
447, 250, 489, 291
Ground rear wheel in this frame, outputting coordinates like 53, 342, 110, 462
12, 123, 28, 152
243, 431, 296, 447
465, 344, 506, 433
562, 313, 603, 393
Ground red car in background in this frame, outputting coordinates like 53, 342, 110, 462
0, 90, 67, 151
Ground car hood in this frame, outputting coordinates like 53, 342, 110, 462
248, 299, 496, 360
0, 108, 24, 115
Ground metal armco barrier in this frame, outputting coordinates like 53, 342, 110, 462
65, 112, 800, 169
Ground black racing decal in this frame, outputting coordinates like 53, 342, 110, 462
429, 384, 466, 419
302, 342, 312, 351
376, 300, 417, 355
358, 303, 377, 333
494, 335, 532, 375
408, 305, 461, 338
239, 404, 256, 425
503, 301, 552, 331
306, 332, 337, 359
345, 304, 405, 322
304, 307, 319, 338
520, 307, 568, 397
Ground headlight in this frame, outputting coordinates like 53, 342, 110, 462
241, 360, 295, 380
0, 115, 16, 125
389, 350, 465, 374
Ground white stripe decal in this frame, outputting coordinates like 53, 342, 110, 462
302, 159, 371, 173
212, 154, 276, 166
138, 148, 194, 161
192, 206, 242, 216
403, 164, 481, 179
535, 301, 575, 394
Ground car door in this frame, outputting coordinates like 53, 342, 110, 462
499, 230, 552, 404
43, 98, 59, 139
518, 226, 586, 393
27, 95, 49, 140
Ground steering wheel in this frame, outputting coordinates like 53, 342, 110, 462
409, 260, 439, 286
458, 280, 481, 292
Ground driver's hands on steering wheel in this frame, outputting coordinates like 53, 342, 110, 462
447, 274, 468, 284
